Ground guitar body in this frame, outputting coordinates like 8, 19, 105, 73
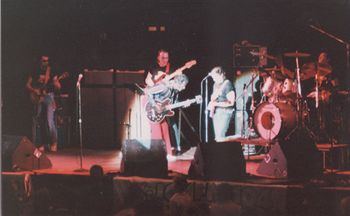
30, 90, 46, 105
145, 99, 174, 123
145, 95, 202, 123
29, 72, 69, 105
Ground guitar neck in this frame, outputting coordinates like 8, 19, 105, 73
167, 99, 195, 110
164, 65, 187, 81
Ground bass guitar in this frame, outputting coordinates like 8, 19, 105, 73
146, 95, 202, 123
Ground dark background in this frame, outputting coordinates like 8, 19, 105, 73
2, 0, 350, 147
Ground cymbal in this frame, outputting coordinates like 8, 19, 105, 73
300, 62, 332, 80
317, 63, 332, 76
263, 67, 281, 72
337, 90, 350, 95
307, 90, 331, 102
284, 52, 310, 58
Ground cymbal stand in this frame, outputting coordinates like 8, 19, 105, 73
286, 52, 317, 141
313, 64, 331, 143
295, 51, 302, 111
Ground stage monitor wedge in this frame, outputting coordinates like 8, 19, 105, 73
257, 129, 322, 179
121, 139, 168, 178
2, 135, 52, 171
189, 141, 246, 181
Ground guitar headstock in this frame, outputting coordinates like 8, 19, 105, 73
185, 60, 197, 69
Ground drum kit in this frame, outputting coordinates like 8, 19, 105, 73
251, 51, 346, 143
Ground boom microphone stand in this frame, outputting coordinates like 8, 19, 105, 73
74, 74, 87, 172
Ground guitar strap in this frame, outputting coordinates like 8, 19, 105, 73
165, 63, 170, 74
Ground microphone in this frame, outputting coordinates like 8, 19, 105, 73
76, 74, 83, 87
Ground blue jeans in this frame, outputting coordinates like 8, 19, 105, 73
34, 93, 57, 146
212, 108, 234, 140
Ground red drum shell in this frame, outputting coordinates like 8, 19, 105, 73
253, 102, 297, 140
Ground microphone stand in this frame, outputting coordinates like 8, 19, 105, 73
200, 74, 211, 143
242, 84, 247, 138
74, 78, 87, 172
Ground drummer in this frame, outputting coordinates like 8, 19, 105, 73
301, 52, 338, 99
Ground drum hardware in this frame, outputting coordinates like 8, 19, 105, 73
253, 51, 317, 142
284, 52, 311, 58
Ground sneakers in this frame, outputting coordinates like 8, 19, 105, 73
37, 144, 58, 152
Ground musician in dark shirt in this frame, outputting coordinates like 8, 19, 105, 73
26, 55, 61, 152
145, 49, 174, 87
208, 67, 236, 140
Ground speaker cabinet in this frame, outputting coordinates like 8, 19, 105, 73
82, 87, 115, 148
2, 135, 52, 171
189, 141, 246, 180
257, 129, 322, 178
121, 139, 168, 178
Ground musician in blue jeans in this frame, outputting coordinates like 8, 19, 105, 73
208, 67, 235, 141
26, 56, 61, 152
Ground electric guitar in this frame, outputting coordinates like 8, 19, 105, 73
146, 95, 202, 123
30, 72, 69, 104
153, 60, 197, 84
208, 80, 229, 118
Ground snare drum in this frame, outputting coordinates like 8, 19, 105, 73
253, 102, 297, 140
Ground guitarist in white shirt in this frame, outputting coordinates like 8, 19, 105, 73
207, 67, 236, 141
144, 74, 189, 159
26, 55, 62, 152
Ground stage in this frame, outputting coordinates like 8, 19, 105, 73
2, 147, 350, 215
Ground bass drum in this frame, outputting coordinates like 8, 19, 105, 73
253, 102, 297, 140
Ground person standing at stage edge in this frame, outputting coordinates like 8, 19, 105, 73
26, 55, 62, 152
208, 67, 236, 141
